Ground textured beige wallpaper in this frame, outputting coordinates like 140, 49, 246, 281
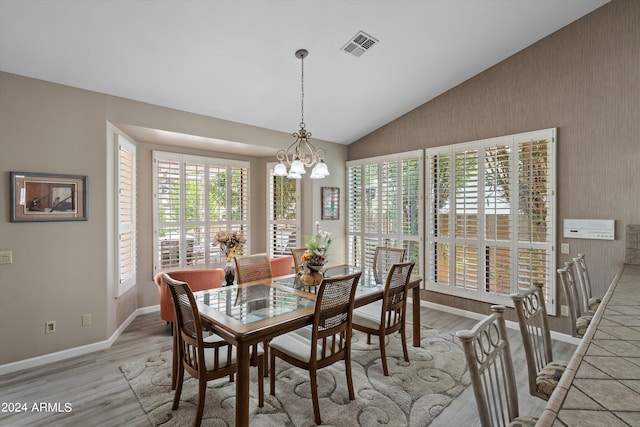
348, 0, 640, 334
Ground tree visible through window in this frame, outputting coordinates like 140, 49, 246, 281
153, 152, 249, 273
346, 151, 422, 276
426, 129, 556, 312
267, 163, 300, 257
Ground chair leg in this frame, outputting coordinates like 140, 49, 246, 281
257, 354, 265, 407
310, 367, 321, 425
172, 363, 184, 410
345, 352, 355, 401
400, 324, 410, 363
194, 377, 207, 427
269, 351, 277, 396
263, 340, 270, 377
380, 334, 389, 376
171, 330, 178, 390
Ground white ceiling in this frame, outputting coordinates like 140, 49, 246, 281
0, 0, 608, 146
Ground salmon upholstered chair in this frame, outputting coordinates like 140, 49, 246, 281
270, 256, 294, 277
154, 269, 225, 323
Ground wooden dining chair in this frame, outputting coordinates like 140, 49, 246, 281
352, 261, 415, 376
290, 247, 308, 274
269, 272, 362, 425
163, 274, 264, 426
234, 253, 273, 283
456, 306, 538, 427
573, 253, 602, 313
372, 246, 405, 272
557, 263, 593, 338
510, 283, 567, 401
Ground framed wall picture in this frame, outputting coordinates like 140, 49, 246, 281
10, 172, 88, 222
321, 187, 339, 220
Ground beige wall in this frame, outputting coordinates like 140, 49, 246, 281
349, 0, 640, 333
0, 73, 346, 366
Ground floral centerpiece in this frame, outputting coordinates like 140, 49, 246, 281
302, 230, 332, 269
300, 231, 332, 286
213, 231, 246, 285
213, 230, 246, 261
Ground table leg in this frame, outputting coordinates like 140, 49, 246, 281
235, 343, 251, 427
412, 286, 420, 347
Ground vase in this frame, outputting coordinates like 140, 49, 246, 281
301, 269, 323, 286
224, 261, 235, 286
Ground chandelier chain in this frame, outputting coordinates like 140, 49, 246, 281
300, 52, 304, 128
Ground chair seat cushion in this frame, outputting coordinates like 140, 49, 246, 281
203, 343, 236, 370
270, 326, 344, 361
577, 315, 593, 337
509, 416, 538, 426
588, 297, 602, 311
536, 360, 568, 400
352, 301, 383, 329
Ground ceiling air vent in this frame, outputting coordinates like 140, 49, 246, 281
341, 31, 378, 57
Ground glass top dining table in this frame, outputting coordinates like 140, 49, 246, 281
193, 265, 422, 426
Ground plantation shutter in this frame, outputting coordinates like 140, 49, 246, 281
346, 151, 423, 274
117, 134, 136, 294
426, 129, 556, 312
347, 164, 363, 266
267, 164, 300, 258
454, 149, 479, 292
154, 152, 250, 273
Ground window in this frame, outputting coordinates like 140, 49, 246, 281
426, 128, 556, 312
153, 151, 249, 273
116, 134, 136, 295
267, 163, 300, 258
346, 151, 423, 276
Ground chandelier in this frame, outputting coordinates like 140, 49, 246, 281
273, 49, 330, 179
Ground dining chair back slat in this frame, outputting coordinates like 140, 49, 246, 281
290, 247, 308, 274
456, 306, 538, 427
372, 246, 405, 272
557, 262, 593, 338
234, 253, 273, 283
511, 283, 566, 401
573, 253, 602, 313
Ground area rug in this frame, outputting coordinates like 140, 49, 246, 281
120, 326, 469, 426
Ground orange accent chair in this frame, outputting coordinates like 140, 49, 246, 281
154, 269, 225, 323
269, 256, 293, 277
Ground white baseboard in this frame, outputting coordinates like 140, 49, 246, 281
0, 305, 160, 376
411, 298, 580, 345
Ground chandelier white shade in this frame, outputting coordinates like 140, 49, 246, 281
274, 49, 330, 179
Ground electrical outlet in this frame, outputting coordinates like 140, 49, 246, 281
45, 320, 56, 334
561, 305, 569, 316
561, 243, 570, 254
82, 313, 92, 327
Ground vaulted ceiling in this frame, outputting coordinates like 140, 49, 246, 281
0, 0, 609, 146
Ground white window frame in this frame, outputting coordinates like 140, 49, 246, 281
152, 151, 250, 274
107, 125, 138, 298
425, 128, 557, 313
346, 150, 423, 276
266, 162, 301, 258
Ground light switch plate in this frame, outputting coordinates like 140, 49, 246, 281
0, 251, 12, 264
561, 243, 570, 254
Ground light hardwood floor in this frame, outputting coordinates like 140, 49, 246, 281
0, 306, 577, 426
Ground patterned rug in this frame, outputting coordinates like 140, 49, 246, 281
120, 326, 469, 426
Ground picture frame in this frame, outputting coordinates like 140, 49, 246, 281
10, 172, 88, 222
321, 186, 339, 220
